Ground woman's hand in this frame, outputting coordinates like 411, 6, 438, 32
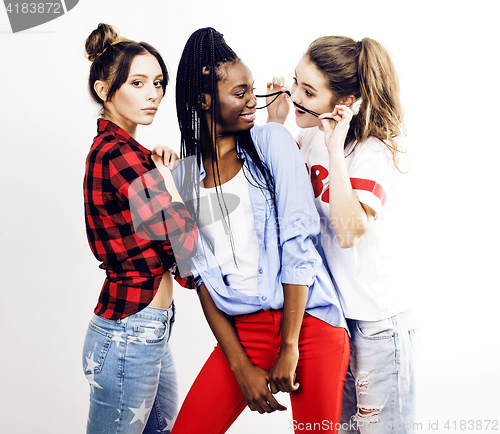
269, 344, 300, 394
233, 363, 287, 414
319, 104, 354, 153
151, 154, 183, 203
269, 284, 307, 394
266, 76, 291, 125
197, 284, 285, 414
151, 145, 179, 170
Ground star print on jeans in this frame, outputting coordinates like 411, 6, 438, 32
85, 353, 99, 372
129, 400, 152, 425
86, 372, 103, 393
111, 331, 124, 348
159, 416, 175, 433
84, 352, 103, 393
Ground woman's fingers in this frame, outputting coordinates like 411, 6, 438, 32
266, 394, 287, 412
267, 76, 285, 90
266, 76, 290, 124
270, 374, 300, 394
319, 104, 354, 131
151, 145, 180, 170
269, 380, 279, 394
319, 114, 337, 132
236, 365, 287, 414
333, 104, 354, 121
246, 390, 287, 413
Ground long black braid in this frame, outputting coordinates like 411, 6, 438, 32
176, 27, 278, 256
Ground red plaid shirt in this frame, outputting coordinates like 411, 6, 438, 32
84, 120, 198, 319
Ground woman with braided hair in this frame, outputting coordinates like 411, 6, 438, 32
171, 27, 349, 433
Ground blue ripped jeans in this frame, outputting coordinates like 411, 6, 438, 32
82, 305, 178, 434
340, 310, 417, 434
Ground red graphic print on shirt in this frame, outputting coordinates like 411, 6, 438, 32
310, 165, 328, 199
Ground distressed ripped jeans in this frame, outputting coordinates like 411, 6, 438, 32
82, 305, 178, 434
340, 310, 417, 434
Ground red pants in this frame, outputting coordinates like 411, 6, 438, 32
172, 310, 350, 433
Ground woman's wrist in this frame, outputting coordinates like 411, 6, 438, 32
267, 115, 285, 125
230, 356, 254, 375
326, 137, 345, 154
279, 340, 299, 354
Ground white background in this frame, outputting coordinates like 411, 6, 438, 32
1, 1, 499, 433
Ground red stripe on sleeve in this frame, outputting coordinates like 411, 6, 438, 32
350, 178, 387, 206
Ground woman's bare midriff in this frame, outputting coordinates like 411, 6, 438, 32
148, 271, 174, 310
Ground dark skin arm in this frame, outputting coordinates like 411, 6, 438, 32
268, 284, 309, 393
197, 283, 287, 413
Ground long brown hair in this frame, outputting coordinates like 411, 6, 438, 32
306, 36, 405, 171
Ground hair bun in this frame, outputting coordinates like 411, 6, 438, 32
85, 23, 120, 62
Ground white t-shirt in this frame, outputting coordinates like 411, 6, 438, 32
198, 167, 260, 297
297, 127, 408, 320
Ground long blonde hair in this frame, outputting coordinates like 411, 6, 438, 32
306, 36, 405, 171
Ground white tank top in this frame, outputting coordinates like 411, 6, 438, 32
198, 168, 259, 297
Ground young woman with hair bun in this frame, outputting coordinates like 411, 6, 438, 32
170, 27, 350, 434
81, 23, 198, 434
267, 36, 417, 433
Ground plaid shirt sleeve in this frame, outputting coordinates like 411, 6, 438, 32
85, 121, 198, 319
108, 144, 198, 276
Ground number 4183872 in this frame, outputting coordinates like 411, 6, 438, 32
443, 420, 498, 430
5, 3, 62, 14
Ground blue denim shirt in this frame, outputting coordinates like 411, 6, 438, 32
175, 123, 346, 330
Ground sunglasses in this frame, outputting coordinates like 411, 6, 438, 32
255, 90, 334, 120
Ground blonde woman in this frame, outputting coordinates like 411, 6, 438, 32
267, 36, 417, 433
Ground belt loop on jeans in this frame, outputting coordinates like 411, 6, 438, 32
171, 301, 176, 322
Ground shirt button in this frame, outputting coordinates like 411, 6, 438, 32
258, 268, 263, 274
261, 296, 267, 301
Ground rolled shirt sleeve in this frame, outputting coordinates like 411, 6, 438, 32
109, 145, 198, 270
254, 123, 322, 286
